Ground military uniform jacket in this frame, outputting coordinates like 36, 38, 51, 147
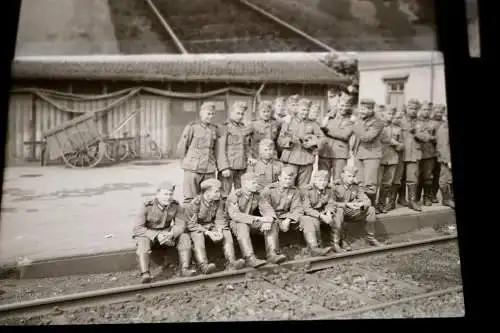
400, 116, 422, 162
184, 195, 228, 233
319, 115, 355, 159
217, 120, 253, 171
177, 121, 219, 173
250, 119, 281, 157
436, 122, 451, 163
300, 184, 336, 218
226, 188, 264, 225
259, 182, 303, 222
247, 158, 282, 188
133, 199, 186, 241
415, 119, 437, 159
331, 180, 372, 207
381, 124, 404, 165
353, 116, 385, 159
278, 117, 326, 165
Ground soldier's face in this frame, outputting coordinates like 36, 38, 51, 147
288, 102, 298, 115
243, 179, 260, 193
341, 171, 355, 186
156, 189, 174, 206
259, 107, 272, 120
433, 108, 445, 119
298, 106, 309, 120
338, 101, 352, 116
231, 106, 246, 122
392, 113, 404, 126
406, 106, 417, 117
201, 109, 215, 123
274, 101, 285, 116
260, 145, 274, 160
205, 187, 221, 201
418, 108, 430, 119
309, 107, 320, 121
279, 173, 295, 188
359, 106, 373, 119
313, 176, 329, 190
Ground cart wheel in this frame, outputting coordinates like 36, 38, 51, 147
61, 131, 105, 168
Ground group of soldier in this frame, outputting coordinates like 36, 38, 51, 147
132, 87, 454, 284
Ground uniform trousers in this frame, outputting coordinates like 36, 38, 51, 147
219, 169, 246, 198
419, 158, 436, 184
354, 158, 380, 195
318, 157, 347, 182
285, 164, 314, 188
183, 171, 215, 203
378, 164, 398, 186
438, 163, 453, 187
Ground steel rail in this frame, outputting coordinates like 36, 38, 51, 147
0, 234, 457, 319
144, 0, 188, 54
311, 286, 463, 320
236, 0, 337, 53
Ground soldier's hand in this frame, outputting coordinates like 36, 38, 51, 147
260, 222, 272, 232
279, 218, 291, 232
259, 216, 274, 224
221, 169, 232, 178
156, 232, 166, 244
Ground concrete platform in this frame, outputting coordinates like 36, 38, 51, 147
0, 162, 455, 279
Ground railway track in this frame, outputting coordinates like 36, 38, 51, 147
0, 234, 458, 322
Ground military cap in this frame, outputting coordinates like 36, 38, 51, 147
259, 138, 275, 148
342, 164, 359, 175
312, 170, 329, 179
200, 178, 222, 191
360, 99, 375, 108
201, 101, 216, 111
281, 166, 297, 177
241, 172, 259, 183
157, 180, 176, 191
258, 101, 273, 111
298, 98, 312, 108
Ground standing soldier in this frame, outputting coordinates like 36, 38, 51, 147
177, 102, 220, 203
377, 111, 404, 213
185, 178, 245, 274
272, 96, 287, 123
320, 96, 355, 183
281, 94, 300, 124
249, 101, 281, 159
259, 166, 331, 257
352, 99, 385, 208
247, 139, 282, 189
415, 103, 438, 206
436, 115, 455, 208
300, 170, 338, 252
217, 101, 253, 199
308, 103, 322, 123
227, 172, 287, 266
430, 104, 446, 203
331, 165, 382, 249
398, 99, 423, 211
278, 98, 326, 187
133, 181, 196, 284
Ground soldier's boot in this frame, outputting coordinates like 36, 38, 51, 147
238, 235, 266, 268
178, 250, 196, 277
223, 242, 245, 271
416, 181, 423, 202
193, 246, 216, 275
407, 183, 422, 212
377, 185, 390, 214
397, 182, 409, 207
423, 182, 433, 206
138, 253, 151, 284
431, 184, 440, 204
303, 231, 331, 256
364, 219, 382, 247
330, 229, 344, 253
264, 230, 287, 264
441, 185, 455, 209
386, 185, 397, 211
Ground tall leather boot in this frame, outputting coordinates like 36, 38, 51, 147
264, 228, 287, 264
340, 227, 352, 251
137, 253, 151, 284
377, 185, 390, 214
303, 230, 331, 256
223, 241, 245, 271
178, 249, 196, 277
386, 185, 397, 211
397, 180, 408, 206
237, 234, 266, 268
330, 228, 344, 253
367, 193, 380, 214
441, 184, 455, 209
416, 181, 423, 202
423, 181, 433, 206
407, 183, 422, 212
364, 211, 382, 246
193, 245, 216, 275
431, 163, 440, 203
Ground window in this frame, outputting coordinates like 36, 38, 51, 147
383, 74, 409, 110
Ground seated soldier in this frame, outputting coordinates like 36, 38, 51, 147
332, 165, 382, 250
247, 139, 282, 190
300, 170, 339, 252
259, 166, 331, 257
227, 172, 287, 267
133, 181, 196, 284
184, 178, 245, 274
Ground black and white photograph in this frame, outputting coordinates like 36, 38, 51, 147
1, 0, 464, 326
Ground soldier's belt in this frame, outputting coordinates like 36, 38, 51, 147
324, 133, 348, 142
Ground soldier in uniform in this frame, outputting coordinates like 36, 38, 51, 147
185, 178, 245, 274
217, 101, 253, 199
320, 96, 355, 183
278, 98, 326, 187
259, 166, 331, 257
377, 111, 404, 213
249, 101, 281, 159
308, 103, 322, 123
133, 181, 196, 284
436, 115, 455, 208
300, 170, 339, 252
247, 139, 282, 189
352, 98, 385, 208
281, 94, 300, 124
415, 103, 438, 206
272, 96, 287, 123
430, 104, 446, 203
227, 172, 287, 267
331, 165, 382, 249
177, 102, 220, 203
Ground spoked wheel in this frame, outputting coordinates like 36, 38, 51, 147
61, 131, 105, 168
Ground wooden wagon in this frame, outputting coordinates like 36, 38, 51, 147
42, 109, 161, 168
